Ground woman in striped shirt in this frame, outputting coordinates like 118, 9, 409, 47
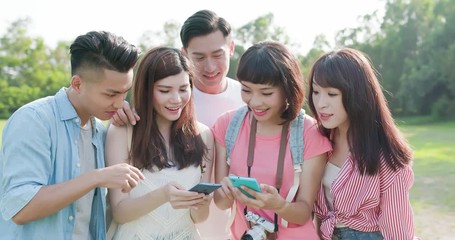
308, 48, 416, 240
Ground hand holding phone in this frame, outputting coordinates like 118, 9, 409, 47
229, 176, 261, 199
189, 182, 222, 195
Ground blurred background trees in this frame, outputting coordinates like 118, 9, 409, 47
1, 0, 454, 119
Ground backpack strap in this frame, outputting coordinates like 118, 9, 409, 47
282, 109, 305, 227
225, 106, 249, 165
289, 109, 305, 167
224, 106, 306, 228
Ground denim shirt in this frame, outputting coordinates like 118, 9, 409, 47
0, 88, 107, 240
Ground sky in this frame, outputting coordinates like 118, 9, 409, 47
0, 0, 385, 54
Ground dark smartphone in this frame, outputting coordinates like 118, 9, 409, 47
229, 176, 261, 199
189, 182, 222, 195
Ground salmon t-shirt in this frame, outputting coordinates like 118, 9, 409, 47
212, 110, 332, 240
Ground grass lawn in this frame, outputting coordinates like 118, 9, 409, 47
397, 118, 455, 238
1, 117, 454, 237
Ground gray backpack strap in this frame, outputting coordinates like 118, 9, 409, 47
289, 109, 305, 167
225, 106, 249, 165
282, 108, 305, 228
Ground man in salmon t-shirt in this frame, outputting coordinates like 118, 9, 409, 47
180, 10, 244, 240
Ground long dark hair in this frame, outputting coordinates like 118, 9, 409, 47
308, 48, 413, 175
236, 41, 305, 124
131, 47, 207, 170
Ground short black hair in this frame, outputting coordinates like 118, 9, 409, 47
180, 10, 231, 49
70, 31, 139, 76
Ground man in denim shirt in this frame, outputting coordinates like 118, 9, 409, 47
0, 31, 145, 240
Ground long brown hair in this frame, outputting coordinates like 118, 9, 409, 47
308, 48, 413, 175
131, 47, 207, 170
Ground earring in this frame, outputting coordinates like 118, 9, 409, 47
285, 99, 289, 110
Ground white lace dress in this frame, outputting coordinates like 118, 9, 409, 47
112, 165, 202, 240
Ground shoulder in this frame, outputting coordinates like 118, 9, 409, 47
196, 121, 213, 142
226, 78, 242, 91
5, 97, 55, 129
302, 114, 322, 135
214, 109, 238, 126
226, 77, 241, 87
379, 160, 414, 191
196, 121, 210, 134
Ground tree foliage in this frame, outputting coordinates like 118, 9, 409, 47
1, 1, 454, 119
0, 18, 69, 118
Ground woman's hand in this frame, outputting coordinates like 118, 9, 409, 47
162, 182, 207, 209
232, 184, 287, 211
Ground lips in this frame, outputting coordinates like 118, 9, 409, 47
319, 113, 332, 121
204, 72, 219, 80
106, 111, 117, 117
252, 108, 267, 117
165, 106, 180, 112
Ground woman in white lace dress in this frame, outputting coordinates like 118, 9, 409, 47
105, 47, 214, 240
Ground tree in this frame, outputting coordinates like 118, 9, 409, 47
0, 18, 69, 117
137, 20, 181, 52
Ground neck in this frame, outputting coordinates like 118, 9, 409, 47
195, 78, 227, 94
66, 87, 89, 126
156, 117, 172, 144
255, 118, 284, 136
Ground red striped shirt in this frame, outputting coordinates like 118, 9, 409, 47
314, 155, 415, 240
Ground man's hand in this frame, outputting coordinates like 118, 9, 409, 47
97, 163, 145, 193
111, 100, 140, 126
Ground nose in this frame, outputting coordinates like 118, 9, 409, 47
204, 57, 216, 72
247, 94, 262, 109
315, 94, 328, 110
169, 91, 181, 103
113, 95, 125, 109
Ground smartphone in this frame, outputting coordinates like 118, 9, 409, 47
189, 182, 222, 195
229, 176, 261, 199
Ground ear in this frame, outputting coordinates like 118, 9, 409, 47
229, 40, 235, 57
70, 75, 83, 93
181, 47, 188, 57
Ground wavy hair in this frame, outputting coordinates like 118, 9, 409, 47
131, 47, 207, 170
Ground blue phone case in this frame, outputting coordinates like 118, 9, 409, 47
229, 176, 261, 199
189, 182, 222, 195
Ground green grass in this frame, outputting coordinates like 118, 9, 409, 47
398, 120, 455, 238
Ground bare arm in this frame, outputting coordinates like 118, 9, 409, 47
12, 162, 143, 225
190, 123, 215, 223
235, 153, 327, 225
213, 142, 236, 210
275, 153, 326, 224
106, 124, 207, 224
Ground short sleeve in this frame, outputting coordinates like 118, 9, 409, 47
302, 115, 332, 160
211, 110, 236, 147
0, 108, 51, 220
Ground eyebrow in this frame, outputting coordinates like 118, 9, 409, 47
106, 86, 132, 94
241, 83, 275, 90
192, 49, 224, 56
155, 83, 190, 88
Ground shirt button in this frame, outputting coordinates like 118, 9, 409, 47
76, 163, 81, 168
69, 215, 74, 221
